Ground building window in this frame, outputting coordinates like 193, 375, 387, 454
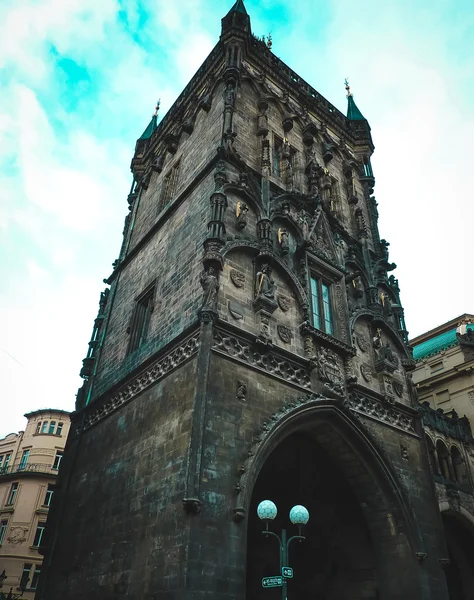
52, 451, 63, 471
20, 564, 32, 590
30, 566, 41, 590
41, 421, 49, 434
48, 421, 56, 434
310, 276, 333, 335
362, 157, 373, 178
0, 519, 8, 544
33, 523, 46, 548
127, 285, 155, 354
44, 484, 54, 507
36, 422, 42, 434
158, 160, 180, 213
6, 482, 19, 505
4, 453, 11, 468
19, 450, 30, 470
56, 422, 63, 436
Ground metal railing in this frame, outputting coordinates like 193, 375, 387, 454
0, 463, 58, 477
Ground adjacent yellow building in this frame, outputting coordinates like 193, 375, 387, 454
0, 409, 70, 598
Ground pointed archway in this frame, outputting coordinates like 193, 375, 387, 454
240, 396, 426, 599
441, 511, 474, 600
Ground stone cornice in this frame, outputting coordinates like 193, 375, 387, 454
212, 323, 311, 390
76, 328, 200, 433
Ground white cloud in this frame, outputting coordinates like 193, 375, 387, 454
0, 0, 472, 438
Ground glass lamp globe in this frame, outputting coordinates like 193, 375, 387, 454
257, 500, 278, 521
289, 504, 309, 525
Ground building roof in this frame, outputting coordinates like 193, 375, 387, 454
225, 0, 248, 15
24, 408, 71, 419
347, 94, 366, 121
411, 314, 474, 361
138, 114, 158, 141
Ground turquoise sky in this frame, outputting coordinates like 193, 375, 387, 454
1, 0, 473, 436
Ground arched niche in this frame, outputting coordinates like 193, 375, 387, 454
224, 190, 260, 238
240, 398, 424, 599
436, 440, 452, 480
440, 510, 474, 600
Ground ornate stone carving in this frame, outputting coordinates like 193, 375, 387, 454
203, 238, 224, 270
83, 332, 200, 430
393, 381, 404, 398
277, 294, 291, 312
228, 301, 243, 320
335, 285, 348, 342
347, 391, 416, 434
360, 364, 373, 383
236, 381, 247, 400
400, 444, 409, 461
317, 348, 344, 395
382, 376, 395, 403
230, 269, 245, 288
212, 328, 311, 389
277, 325, 292, 344
356, 335, 370, 353
7, 527, 28, 545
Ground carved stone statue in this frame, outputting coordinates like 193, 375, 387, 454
224, 82, 235, 107
200, 267, 219, 312
236, 202, 249, 230
277, 228, 289, 255
255, 264, 275, 300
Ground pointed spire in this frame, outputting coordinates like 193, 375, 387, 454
225, 0, 248, 16
221, 0, 250, 35
344, 78, 366, 121
138, 99, 160, 141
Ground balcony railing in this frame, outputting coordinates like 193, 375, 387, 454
0, 463, 58, 477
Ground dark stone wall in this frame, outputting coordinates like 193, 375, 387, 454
92, 171, 213, 399
43, 358, 198, 600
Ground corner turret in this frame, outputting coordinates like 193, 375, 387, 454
221, 0, 250, 36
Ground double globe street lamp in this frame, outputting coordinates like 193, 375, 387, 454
257, 500, 310, 600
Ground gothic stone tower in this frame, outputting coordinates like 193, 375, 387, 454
39, 2, 454, 599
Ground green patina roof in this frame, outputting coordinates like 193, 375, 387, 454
226, 0, 248, 15
138, 114, 157, 141
347, 94, 366, 121
413, 323, 474, 361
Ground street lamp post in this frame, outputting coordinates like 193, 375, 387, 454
257, 500, 310, 600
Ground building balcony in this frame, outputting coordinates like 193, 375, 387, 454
0, 463, 58, 480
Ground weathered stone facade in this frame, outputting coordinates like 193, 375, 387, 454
38, 2, 472, 599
